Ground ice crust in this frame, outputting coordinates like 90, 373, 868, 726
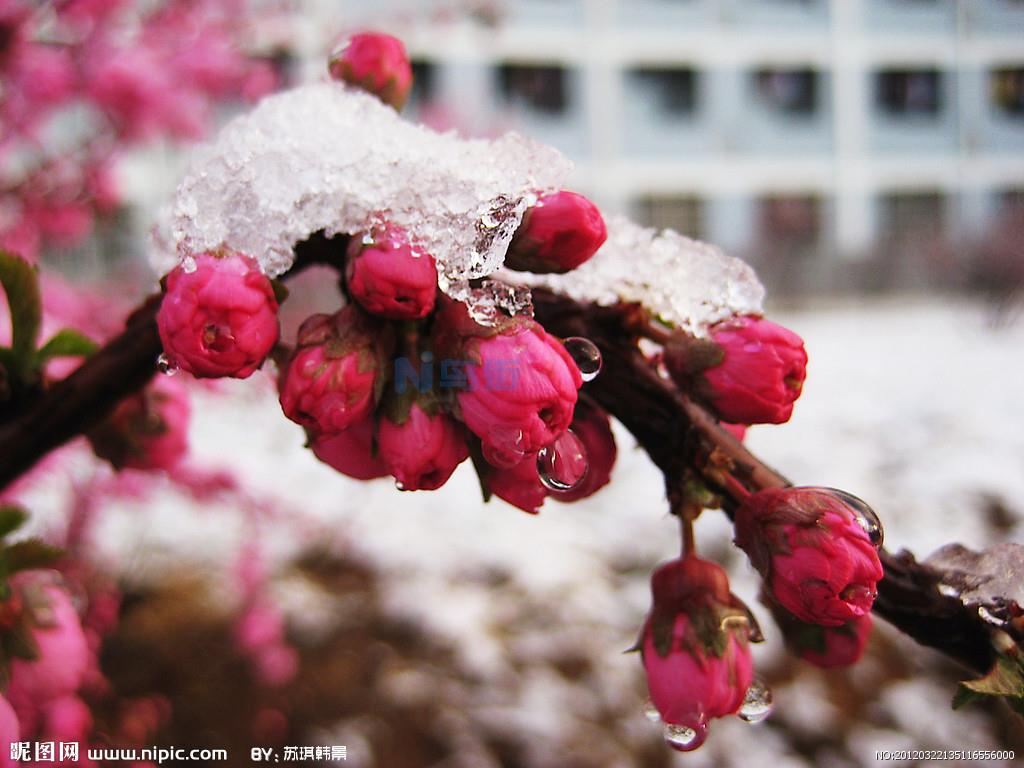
152, 81, 570, 306
154, 82, 763, 332
526, 216, 765, 334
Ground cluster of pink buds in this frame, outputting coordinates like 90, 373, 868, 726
274, 206, 611, 500
153, 183, 612, 504
637, 486, 884, 750
146, 32, 898, 755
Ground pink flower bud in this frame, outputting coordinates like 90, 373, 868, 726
157, 251, 279, 379
504, 191, 607, 274
279, 308, 379, 435
9, 581, 91, 704
549, 400, 616, 503
311, 415, 388, 480
328, 32, 412, 110
641, 557, 756, 735
0, 695, 19, 764
378, 403, 468, 490
445, 312, 581, 464
87, 376, 190, 471
665, 316, 807, 425
800, 615, 873, 668
734, 487, 883, 627
488, 455, 547, 515
346, 228, 437, 319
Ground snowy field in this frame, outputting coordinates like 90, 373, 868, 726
26, 295, 1020, 767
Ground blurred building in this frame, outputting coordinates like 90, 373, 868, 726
331, 0, 1024, 293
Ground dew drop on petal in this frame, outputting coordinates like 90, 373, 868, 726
663, 718, 707, 752
361, 232, 375, 246
563, 337, 602, 382
537, 430, 588, 491
483, 427, 527, 469
642, 700, 661, 723
157, 353, 178, 376
830, 488, 884, 548
737, 678, 773, 723
181, 256, 197, 274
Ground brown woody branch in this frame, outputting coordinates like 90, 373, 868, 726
0, 240, 1009, 674
531, 288, 1010, 675
0, 232, 347, 490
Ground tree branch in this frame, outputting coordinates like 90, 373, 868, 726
531, 288, 1012, 675
0, 232, 348, 491
0, 248, 1012, 675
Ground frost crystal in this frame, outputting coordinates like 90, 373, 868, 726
152, 81, 570, 310
525, 217, 765, 335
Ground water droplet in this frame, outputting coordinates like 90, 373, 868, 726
537, 430, 588, 491
156, 353, 178, 376
642, 700, 661, 723
830, 489, 883, 548
181, 256, 197, 274
395, 479, 407, 491
662, 719, 707, 752
737, 678, 773, 723
563, 337, 602, 382
482, 427, 527, 469
361, 232, 375, 246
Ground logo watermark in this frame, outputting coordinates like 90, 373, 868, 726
394, 353, 520, 394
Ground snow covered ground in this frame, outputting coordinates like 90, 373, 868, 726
26, 295, 1022, 766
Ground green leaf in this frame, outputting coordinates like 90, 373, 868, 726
0, 251, 42, 375
952, 652, 1024, 713
0, 506, 28, 538
36, 328, 99, 363
2, 539, 63, 572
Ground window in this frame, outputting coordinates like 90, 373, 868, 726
410, 60, 436, 105
758, 195, 821, 247
628, 67, 698, 115
634, 195, 705, 240
991, 67, 1024, 117
498, 64, 568, 114
876, 69, 943, 116
880, 191, 945, 236
754, 69, 818, 116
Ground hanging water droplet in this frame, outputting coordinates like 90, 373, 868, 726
829, 488, 884, 548
537, 430, 588, 491
156, 353, 178, 376
737, 678, 773, 723
181, 255, 197, 274
662, 719, 707, 752
395, 479, 407, 492
642, 700, 661, 723
562, 337, 602, 382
